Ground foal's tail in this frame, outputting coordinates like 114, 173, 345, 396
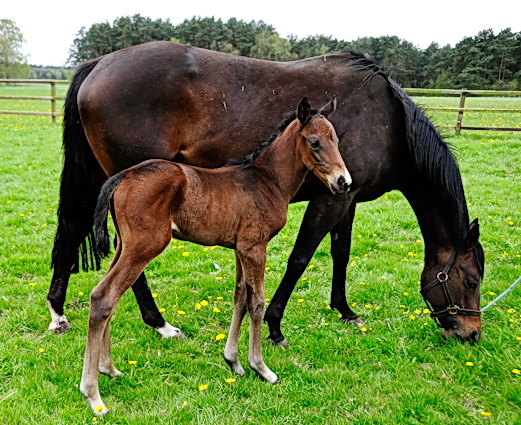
51, 58, 105, 273
93, 172, 128, 259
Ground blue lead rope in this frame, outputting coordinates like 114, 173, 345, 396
481, 276, 521, 312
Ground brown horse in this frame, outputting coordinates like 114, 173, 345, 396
50, 41, 484, 343
80, 98, 350, 415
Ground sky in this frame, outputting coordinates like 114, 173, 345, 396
3, 0, 521, 66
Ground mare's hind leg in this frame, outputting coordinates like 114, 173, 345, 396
264, 192, 353, 346
330, 204, 364, 327
224, 254, 247, 376
132, 272, 184, 339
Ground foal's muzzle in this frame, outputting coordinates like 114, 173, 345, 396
329, 170, 352, 195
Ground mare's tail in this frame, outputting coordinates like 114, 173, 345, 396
93, 172, 128, 259
51, 58, 106, 273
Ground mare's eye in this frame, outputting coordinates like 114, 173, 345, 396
308, 138, 321, 149
465, 279, 478, 290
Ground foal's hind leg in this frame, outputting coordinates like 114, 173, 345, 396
330, 204, 364, 327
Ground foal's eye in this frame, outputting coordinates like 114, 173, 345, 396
308, 138, 321, 149
465, 279, 478, 290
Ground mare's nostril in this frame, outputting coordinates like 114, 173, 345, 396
469, 330, 480, 343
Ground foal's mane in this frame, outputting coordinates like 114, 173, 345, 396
228, 109, 320, 166
346, 50, 470, 242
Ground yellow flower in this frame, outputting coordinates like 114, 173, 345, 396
308, 264, 315, 269
159, 308, 166, 313
512, 369, 520, 375
182, 252, 189, 257
38, 348, 44, 353
409, 315, 416, 320
507, 309, 516, 313
152, 293, 158, 298
480, 412, 491, 417
195, 303, 202, 310
403, 292, 409, 296
200, 300, 209, 306
217, 297, 223, 300
414, 309, 422, 315
225, 377, 236, 384
128, 360, 137, 365
423, 308, 430, 314
95, 405, 104, 413
297, 299, 304, 303
198, 384, 208, 391
78, 291, 84, 296
361, 327, 367, 332
322, 322, 329, 326
465, 362, 474, 367
213, 307, 221, 313
29, 282, 37, 286
177, 310, 186, 315
338, 313, 343, 318
215, 333, 225, 340
516, 337, 521, 341
216, 276, 223, 280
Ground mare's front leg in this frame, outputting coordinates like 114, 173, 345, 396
238, 245, 277, 384
223, 254, 247, 376
132, 272, 184, 339
264, 191, 353, 346
330, 204, 364, 326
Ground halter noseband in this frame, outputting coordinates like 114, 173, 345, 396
420, 250, 481, 327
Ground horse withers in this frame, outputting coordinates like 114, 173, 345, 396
80, 97, 350, 415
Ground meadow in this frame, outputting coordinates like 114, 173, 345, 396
0, 87, 520, 424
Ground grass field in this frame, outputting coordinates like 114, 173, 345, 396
0, 88, 520, 424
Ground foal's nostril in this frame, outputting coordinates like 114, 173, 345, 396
337, 175, 348, 192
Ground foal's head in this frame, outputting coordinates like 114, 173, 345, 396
296, 97, 351, 195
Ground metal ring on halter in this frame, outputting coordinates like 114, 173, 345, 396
436, 272, 448, 282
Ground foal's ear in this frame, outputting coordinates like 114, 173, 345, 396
297, 97, 312, 125
319, 96, 337, 118
463, 218, 480, 252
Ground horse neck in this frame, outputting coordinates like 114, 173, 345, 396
403, 183, 469, 263
252, 121, 309, 200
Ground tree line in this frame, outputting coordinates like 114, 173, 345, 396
2, 16, 520, 89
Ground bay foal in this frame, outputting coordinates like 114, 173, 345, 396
80, 97, 351, 414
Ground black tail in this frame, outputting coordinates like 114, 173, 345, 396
51, 58, 106, 273
93, 172, 127, 260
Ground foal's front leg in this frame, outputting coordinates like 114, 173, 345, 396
238, 246, 278, 384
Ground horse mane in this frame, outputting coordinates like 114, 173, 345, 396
347, 51, 470, 242
227, 109, 320, 166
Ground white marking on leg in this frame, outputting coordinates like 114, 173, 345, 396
157, 323, 185, 339
46, 300, 70, 333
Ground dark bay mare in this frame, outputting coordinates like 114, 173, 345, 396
80, 98, 349, 414
49, 41, 484, 343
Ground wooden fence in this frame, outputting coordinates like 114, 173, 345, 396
405, 88, 521, 134
0, 80, 520, 133
0, 79, 68, 123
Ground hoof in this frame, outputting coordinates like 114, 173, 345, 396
339, 316, 365, 327
157, 323, 185, 339
266, 336, 289, 348
49, 319, 71, 334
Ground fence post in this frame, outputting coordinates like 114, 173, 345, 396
455, 88, 467, 135
50, 81, 57, 123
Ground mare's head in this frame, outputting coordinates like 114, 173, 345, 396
296, 97, 351, 195
421, 219, 484, 343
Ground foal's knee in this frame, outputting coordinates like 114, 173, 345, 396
89, 289, 113, 326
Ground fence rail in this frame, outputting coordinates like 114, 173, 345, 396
405, 88, 521, 134
0, 79, 68, 123
0, 80, 520, 132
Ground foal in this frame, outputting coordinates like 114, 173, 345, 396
80, 97, 351, 414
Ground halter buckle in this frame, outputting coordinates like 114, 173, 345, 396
436, 272, 449, 282
447, 305, 459, 315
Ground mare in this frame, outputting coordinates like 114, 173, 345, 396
49, 41, 484, 343
80, 98, 350, 414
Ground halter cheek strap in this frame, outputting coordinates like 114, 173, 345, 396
420, 250, 481, 327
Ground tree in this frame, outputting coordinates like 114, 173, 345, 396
0, 19, 30, 78
250, 31, 293, 61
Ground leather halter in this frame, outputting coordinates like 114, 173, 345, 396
420, 250, 481, 327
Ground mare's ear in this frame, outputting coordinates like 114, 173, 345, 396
297, 97, 311, 125
463, 218, 480, 252
319, 96, 337, 118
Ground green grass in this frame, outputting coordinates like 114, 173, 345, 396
0, 92, 520, 424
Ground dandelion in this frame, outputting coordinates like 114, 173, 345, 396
403, 292, 409, 296
265, 267, 270, 271
322, 323, 329, 326
216, 276, 223, 280
423, 308, 430, 314
297, 299, 304, 303
213, 307, 221, 313
358, 281, 366, 285
507, 309, 516, 313
29, 282, 37, 286
182, 401, 188, 406
338, 313, 343, 318
215, 333, 225, 340
516, 337, 521, 341
152, 293, 158, 298
513, 369, 520, 375
225, 378, 236, 384
78, 291, 84, 296
409, 315, 416, 320
182, 252, 189, 257
414, 309, 422, 315
308, 264, 315, 269
481, 411, 491, 417
177, 310, 186, 315
465, 362, 474, 367
95, 405, 104, 413
200, 300, 209, 306
361, 327, 367, 332
159, 308, 166, 313
128, 360, 137, 365
217, 296, 223, 300
488, 292, 496, 296
38, 348, 44, 353
198, 384, 208, 391
195, 303, 202, 310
